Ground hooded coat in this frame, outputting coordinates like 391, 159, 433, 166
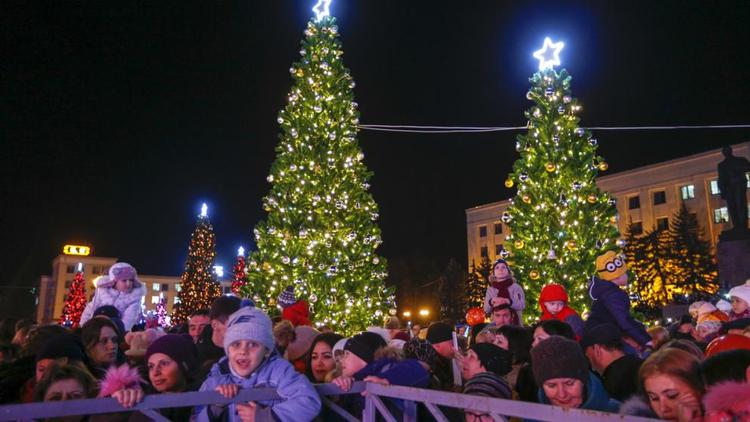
195, 351, 321, 422
703, 381, 750, 422
527, 372, 620, 421
585, 277, 651, 346
538, 284, 585, 340
80, 276, 146, 332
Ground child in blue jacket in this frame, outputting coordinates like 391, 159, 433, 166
194, 305, 321, 422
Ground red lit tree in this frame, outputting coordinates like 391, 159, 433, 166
60, 269, 87, 328
232, 247, 247, 295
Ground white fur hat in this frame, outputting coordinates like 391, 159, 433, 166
729, 280, 750, 307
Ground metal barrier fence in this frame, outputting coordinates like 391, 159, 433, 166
0, 381, 660, 421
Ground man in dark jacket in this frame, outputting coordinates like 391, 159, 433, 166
581, 324, 642, 401
585, 251, 652, 350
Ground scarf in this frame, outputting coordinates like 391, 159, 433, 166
491, 277, 514, 300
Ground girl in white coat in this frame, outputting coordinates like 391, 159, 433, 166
80, 262, 146, 331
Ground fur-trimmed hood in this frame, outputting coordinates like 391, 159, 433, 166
703, 381, 750, 421
619, 395, 657, 418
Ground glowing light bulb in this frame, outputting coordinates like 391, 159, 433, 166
533, 37, 565, 71
313, 0, 331, 21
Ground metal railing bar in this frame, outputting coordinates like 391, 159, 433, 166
424, 402, 450, 422
320, 396, 360, 422
363, 395, 375, 422
402, 399, 417, 422
366, 394, 397, 422
491, 413, 508, 422
366, 384, 660, 422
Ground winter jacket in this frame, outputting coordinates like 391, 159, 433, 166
281, 300, 311, 327
483, 280, 526, 321
80, 280, 146, 331
729, 308, 750, 321
600, 354, 642, 402
528, 372, 619, 421
194, 351, 321, 422
585, 277, 651, 346
703, 381, 750, 422
538, 284, 585, 340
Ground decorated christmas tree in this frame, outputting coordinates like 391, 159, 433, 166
465, 258, 491, 309
172, 204, 222, 324
504, 38, 620, 320
231, 247, 247, 295
60, 264, 87, 328
243, 2, 395, 335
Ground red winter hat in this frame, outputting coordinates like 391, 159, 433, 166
705, 334, 750, 357
538, 283, 569, 313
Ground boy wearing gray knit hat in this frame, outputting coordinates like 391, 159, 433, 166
223, 306, 275, 378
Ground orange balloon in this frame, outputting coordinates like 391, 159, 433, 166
465, 307, 486, 326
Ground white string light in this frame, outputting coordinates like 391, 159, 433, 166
357, 123, 750, 134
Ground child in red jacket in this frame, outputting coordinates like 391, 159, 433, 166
538, 283, 584, 340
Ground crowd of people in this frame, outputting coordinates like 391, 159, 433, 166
0, 255, 749, 421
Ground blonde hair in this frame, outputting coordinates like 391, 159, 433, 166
639, 348, 704, 397
646, 326, 670, 350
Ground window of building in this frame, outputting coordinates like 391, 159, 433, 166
713, 207, 729, 223
161, 283, 169, 292
480, 246, 488, 258
656, 217, 669, 231
91, 266, 100, 275
152, 283, 160, 292
653, 191, 667, 205
494, 223, 503, 235
628, 196, 640, 210
631, 221, 643, 235
495, 244, 504, 255
680, 184, 695, 200
479, 226, 487, 238
151, 296, 160, 304
710, 180, 721, 195
66, 265, 76, 274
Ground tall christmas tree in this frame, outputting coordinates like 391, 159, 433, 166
231, 246, 247, 295
172, 204, 222, 324
243, 3, 394, 335
668, 203, 719, 299
60, 264, 87, 328
504, 38, 620, 319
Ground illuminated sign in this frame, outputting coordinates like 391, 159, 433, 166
63, 245, 91, 256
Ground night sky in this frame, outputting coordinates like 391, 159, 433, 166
2, 1, 749, 317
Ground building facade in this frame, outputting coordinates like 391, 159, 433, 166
466, 142, 750, 269
37, 247, 232, 324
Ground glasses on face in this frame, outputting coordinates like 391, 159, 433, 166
97, 336, 119, 346
465, 411, 492, 422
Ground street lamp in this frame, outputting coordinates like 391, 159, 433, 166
419, 309, 429, 317
402, 311, 411, 318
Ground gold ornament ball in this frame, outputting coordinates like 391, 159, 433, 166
610, 216, 618, 224
504, 178, 514, 188
295, 69, 304, 77
514, 239, 525, 249
529, 270, 540, 280
522, 195, 531, 204
599, 162, 609, 171
566, 240, 578, 251
587, 195, 597, 204
545, 163, 556, 172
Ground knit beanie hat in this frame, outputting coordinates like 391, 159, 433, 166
716, 299, 732, 314
36, 334, 87, 363
146, 334, 198, 375
223, 305, 275, 354
463, 372, 513, 400
698, 302, 718, 318
277, 286, 297, 308
595, 251, 627, 281
470, 343, 513, 376
580, 323, 622, 350
729, 280, 750, 306
538, 283, 569, 312
531, 336, 588, 385
285, 326, 321, 361
689, 301, 707, 315
426, 322, 453, 344
403, 337, 439, 368
344, 332, 386, 364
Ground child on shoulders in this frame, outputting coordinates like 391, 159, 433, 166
539, 283, 584, 340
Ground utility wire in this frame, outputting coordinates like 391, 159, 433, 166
358, 124, 750, 134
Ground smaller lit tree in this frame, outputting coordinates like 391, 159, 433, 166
60, 265, 87, 329
156, 297, 169, 327
232, 246, 247, 295
465, 258, 491, 310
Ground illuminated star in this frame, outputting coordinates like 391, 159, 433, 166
313, 0, 332, 21
533, 37, 565, 71
200, 203, 208, 218
237, 246, 245, 257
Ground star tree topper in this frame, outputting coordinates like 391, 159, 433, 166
313, 0, 332, 21
533, 37, 565, 71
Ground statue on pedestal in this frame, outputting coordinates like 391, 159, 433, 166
718, 145, 750, 238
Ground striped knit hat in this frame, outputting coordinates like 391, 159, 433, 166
277, 286, 297, 308
463, 372, 512, 400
